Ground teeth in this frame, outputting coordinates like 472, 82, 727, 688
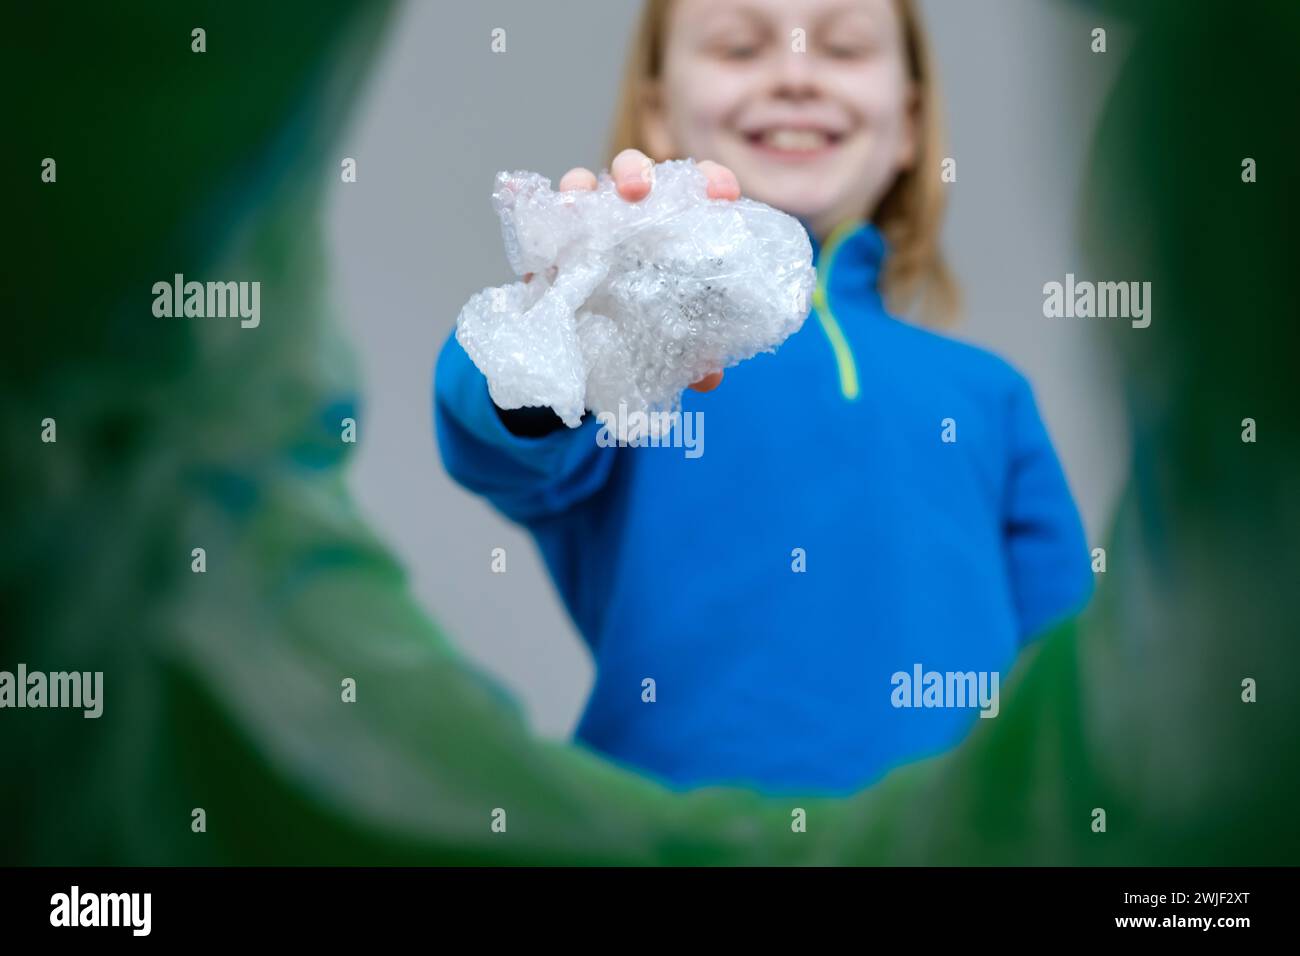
760, 128, 829, 151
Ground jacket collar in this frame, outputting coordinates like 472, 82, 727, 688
805, 219, 888, 316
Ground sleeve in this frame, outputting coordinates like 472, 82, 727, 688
1002, 373, 1094, 643
433, 330, 617, 525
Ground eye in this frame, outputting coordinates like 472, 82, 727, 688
823, 40, 875, 60
702, 24, 767, 62
708, 36, 764, 61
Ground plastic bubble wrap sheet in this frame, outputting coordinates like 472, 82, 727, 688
455, 159, 815, 435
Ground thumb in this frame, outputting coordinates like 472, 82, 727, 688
689, 371, 724, 393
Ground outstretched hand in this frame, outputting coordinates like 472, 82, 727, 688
551, 148, 740, 394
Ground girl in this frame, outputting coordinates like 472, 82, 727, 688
435, 0, 1091, 795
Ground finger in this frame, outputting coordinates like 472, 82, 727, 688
611, 148, 654, 201
697, 160, 741, 201
688, 371, 724, 393
558, 167, 598, 192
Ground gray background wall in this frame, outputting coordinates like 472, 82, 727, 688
327, 0, 1129, 738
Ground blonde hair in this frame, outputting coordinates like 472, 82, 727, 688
608, 0, 960, 326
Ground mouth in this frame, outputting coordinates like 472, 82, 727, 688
742, 126, 844, 160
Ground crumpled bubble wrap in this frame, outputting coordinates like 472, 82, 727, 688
455, 159, 815, 437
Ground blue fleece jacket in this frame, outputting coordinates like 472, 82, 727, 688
434, 221, 1092, 795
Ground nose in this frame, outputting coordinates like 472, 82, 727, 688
768, 43, 820, 101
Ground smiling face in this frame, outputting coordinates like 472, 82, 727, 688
643, 0, 918, 241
